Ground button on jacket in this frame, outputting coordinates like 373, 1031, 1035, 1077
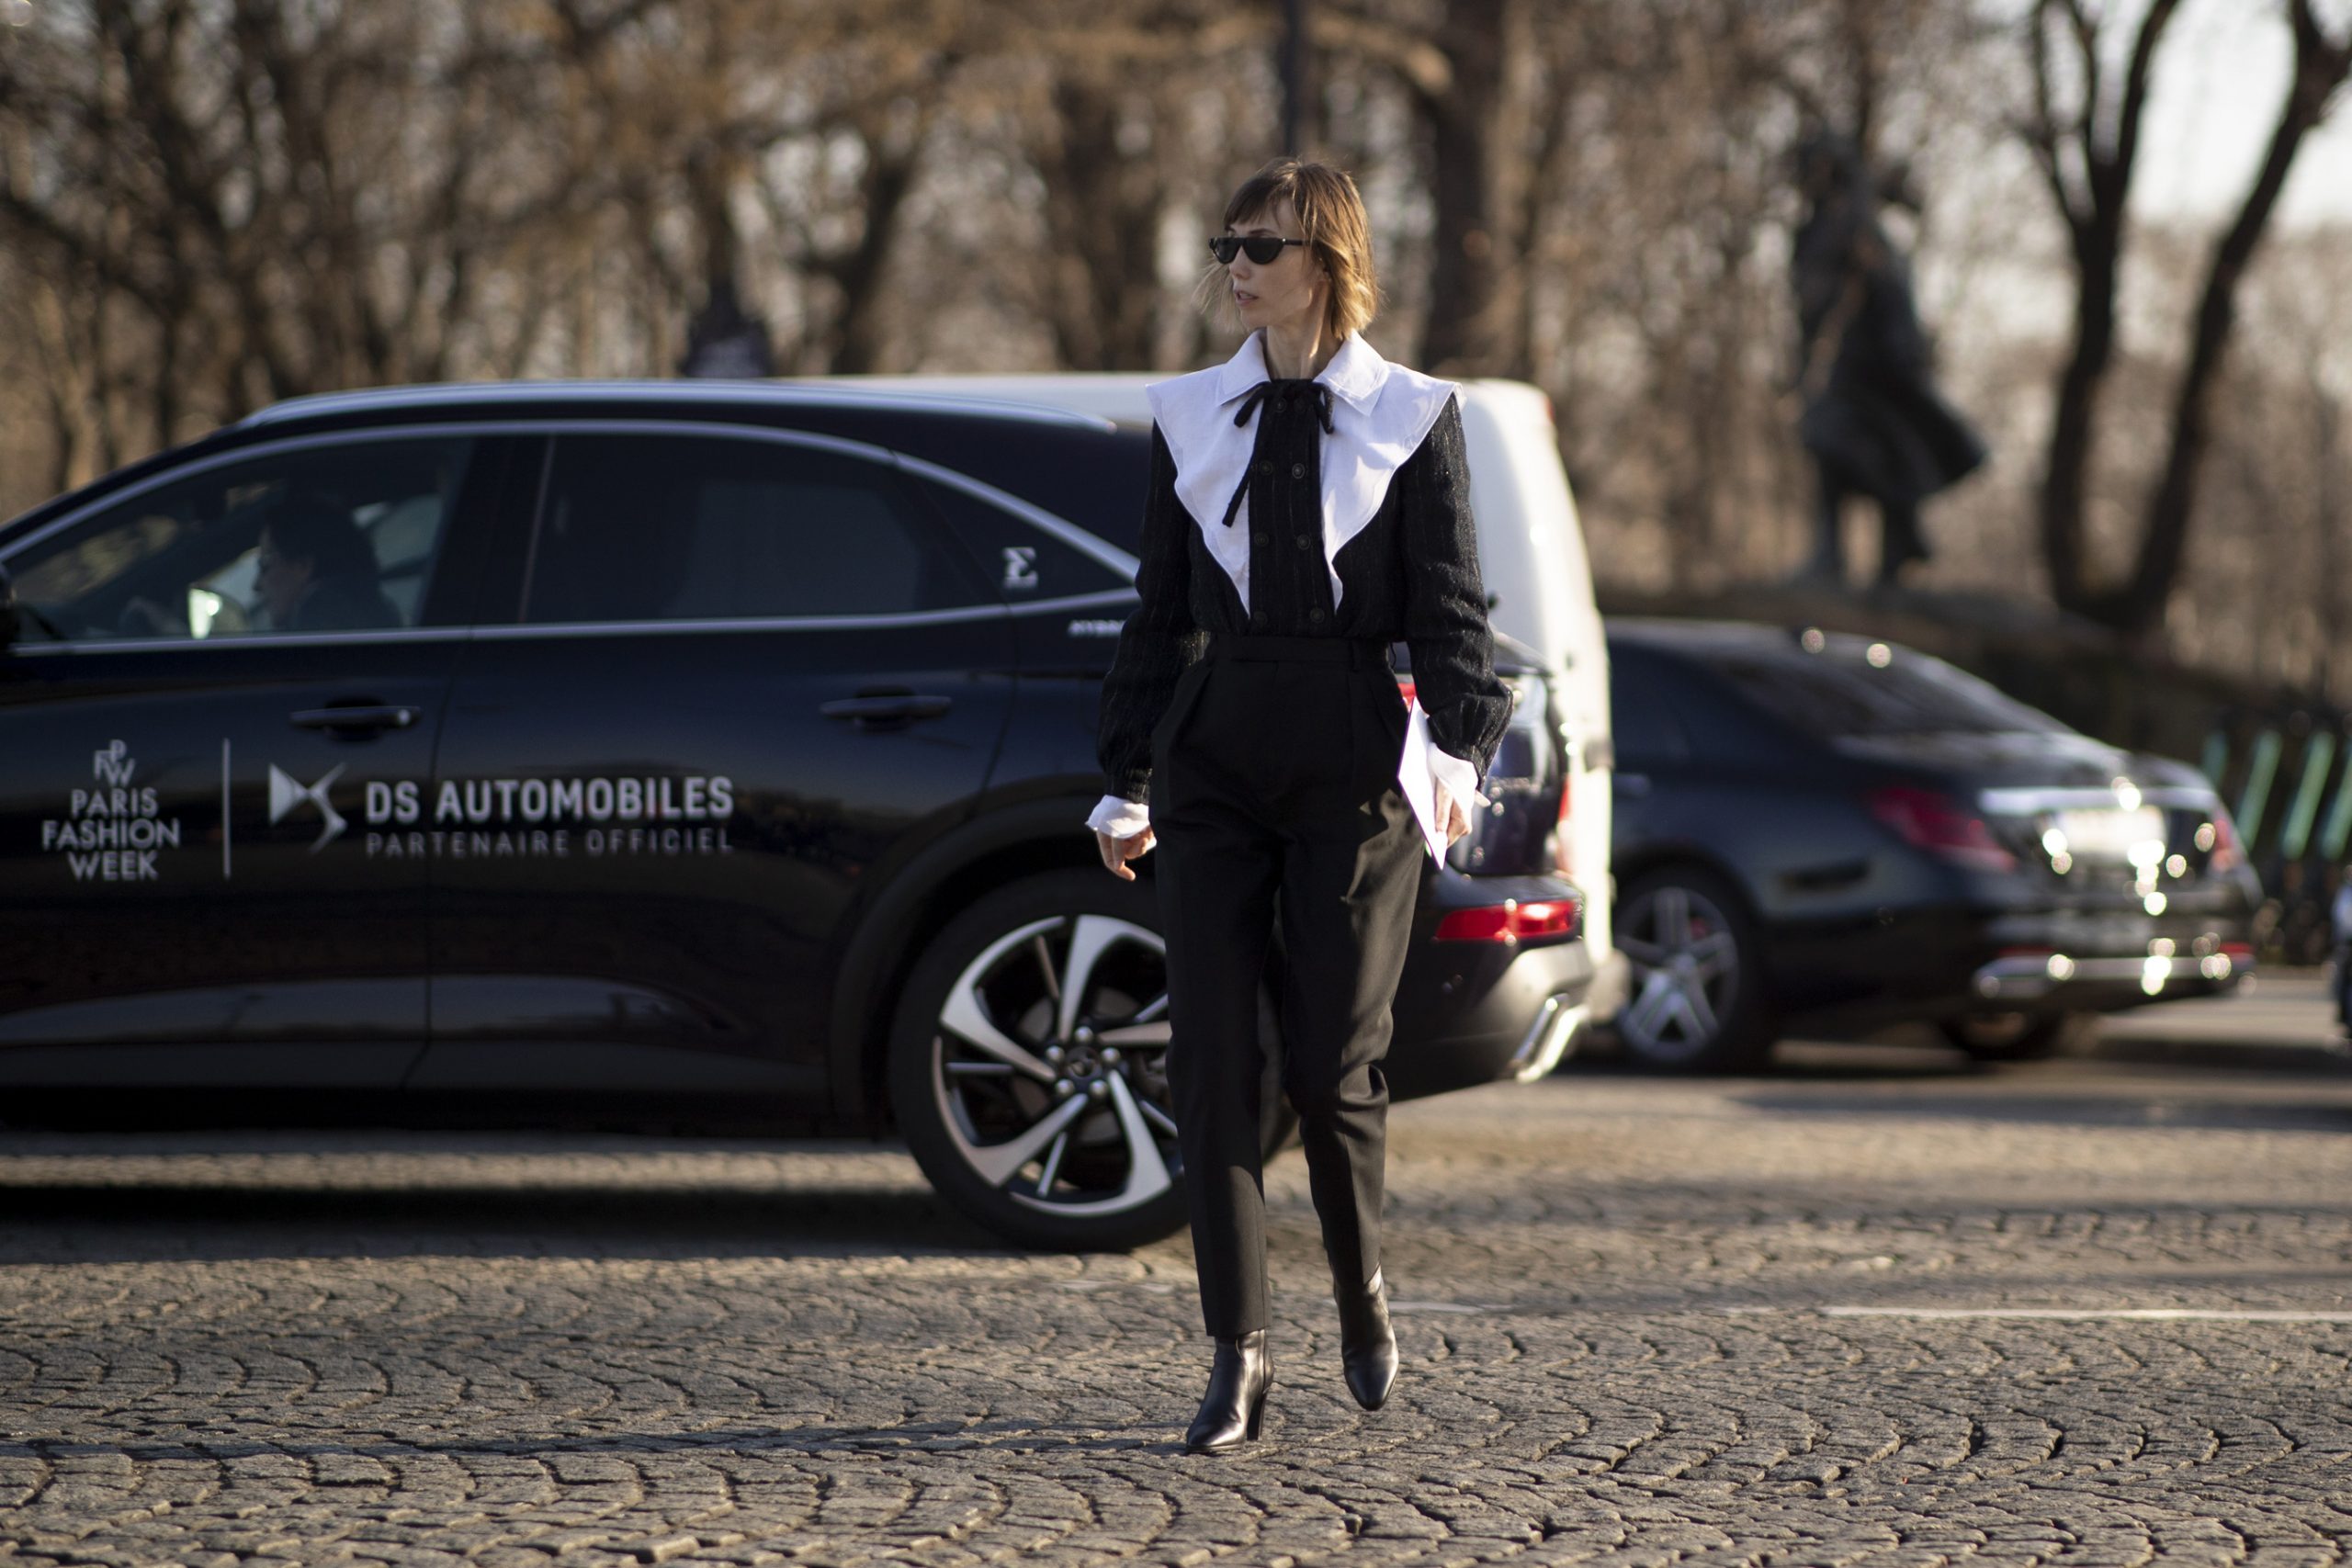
1086, 328, 1512, 837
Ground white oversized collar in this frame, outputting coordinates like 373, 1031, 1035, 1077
1144, 329, 1460, 615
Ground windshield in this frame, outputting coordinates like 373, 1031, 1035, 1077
1707, 645, 2073, 739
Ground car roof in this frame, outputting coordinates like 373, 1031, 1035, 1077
776, 374, 1163, 423
779, 371, 1539, 426
1607, 615, 1911, 664
237, 378, 1120, 434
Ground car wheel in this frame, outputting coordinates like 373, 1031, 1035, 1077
1937, 1010, 2074, 1061
888, 867, 1291, 1251
1611, 864, 1772, 1071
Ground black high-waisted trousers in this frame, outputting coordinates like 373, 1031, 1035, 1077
1148, 631, 1427, 1337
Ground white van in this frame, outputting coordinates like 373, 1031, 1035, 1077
784, 371, 1626, 1027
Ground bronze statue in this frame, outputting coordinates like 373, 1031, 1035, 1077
1789, 130, 1986, 588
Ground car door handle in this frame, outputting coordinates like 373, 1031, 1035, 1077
820, 694, 953, 724
290, 705, 422, 732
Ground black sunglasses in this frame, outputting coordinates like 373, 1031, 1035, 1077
1209, 234, 1310, 265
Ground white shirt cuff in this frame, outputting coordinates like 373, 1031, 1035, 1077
1427, 744, 1488, 814
1087, 794, 1151, 838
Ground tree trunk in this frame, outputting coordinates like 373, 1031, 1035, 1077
2021, 0, 2182, 619
826, 120, 924, 375
2039, 232, 2119, 615
2315, 381, 2345, 704
1034, 74, 1165, 371
1418, 0, 1521, 377
2116, 4, 2352, 637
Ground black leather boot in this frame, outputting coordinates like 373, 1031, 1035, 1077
1183, 1329, 1272, 1453
1335, 1268, 1398, 1411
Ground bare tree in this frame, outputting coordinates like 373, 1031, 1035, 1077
2188, 224, 2352, 699
2121, 0, 2352, 637
2016, 0, 2351, 637
0, 0, 598, 468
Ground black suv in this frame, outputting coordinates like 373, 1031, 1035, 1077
0, 380, 1592, 1248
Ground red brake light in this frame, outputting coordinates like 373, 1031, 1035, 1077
1434, 898, 1579, 943
1395, 677, 1417, 707
1866, 785, 2016, 873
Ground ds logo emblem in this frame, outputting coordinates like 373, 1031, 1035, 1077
268, 762, 348, 852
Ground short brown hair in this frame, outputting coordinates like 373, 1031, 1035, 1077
1194, 156, 1380, 342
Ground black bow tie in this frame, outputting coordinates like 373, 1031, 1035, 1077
1231, 378, 1335, 434
1220, 380, 1336, 528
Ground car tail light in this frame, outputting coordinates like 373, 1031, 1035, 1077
1395, 677, 1417, 707
2206, 806, 2245, 872
1435, 898, 1579, 943
1866, 785, 2017, 874
2220, 940, 2254, 963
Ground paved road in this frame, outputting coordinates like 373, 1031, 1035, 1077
4, 1033, 2350, 1564
2088, 968, 2346, 1055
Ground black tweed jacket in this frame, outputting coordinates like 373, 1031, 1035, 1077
1097, 389, 1512, 807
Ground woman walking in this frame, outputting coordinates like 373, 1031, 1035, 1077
1084, 156, 1512, 1453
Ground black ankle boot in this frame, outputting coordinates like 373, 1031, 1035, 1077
1335, 1268, 1398, 1411
1183, 1329, 1272, 1453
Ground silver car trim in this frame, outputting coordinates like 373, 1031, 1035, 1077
1017, 588, 1134, 612
472, 591, 1136, 639
1971, 952, 2238, 1001
476, 604, 1007, 639
1977, 785, 2222, 815
7, 626, 477, 656
238, 378, 1117, 432
5, 594, 1137, 657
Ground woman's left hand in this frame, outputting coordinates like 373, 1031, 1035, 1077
1434, 782, 1472, 847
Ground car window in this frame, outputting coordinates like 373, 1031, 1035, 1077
523, 434, 983, 623
1607, 651, 1695, 766
1709, 645, 2072, 739
6, 438, 471, 643
908, 474, 1129, 601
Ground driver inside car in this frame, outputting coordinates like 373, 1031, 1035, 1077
252, 493, 400, 633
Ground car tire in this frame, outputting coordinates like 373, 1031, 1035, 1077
888, 867, 1292, 1251
1937, 1010, 2075, 1061
1611, 863, 1773, 1072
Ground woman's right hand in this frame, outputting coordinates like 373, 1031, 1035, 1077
1096, 828, 1156, 880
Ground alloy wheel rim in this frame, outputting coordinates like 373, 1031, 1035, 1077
931, 913, 1181, 1215
1615, 883, 1741, 1061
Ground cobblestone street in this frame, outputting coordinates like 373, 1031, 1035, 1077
5, 1032, 2350, 1566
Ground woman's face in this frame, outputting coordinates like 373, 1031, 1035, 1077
254, 529, 312, 622
1223, 197, 1326, 336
